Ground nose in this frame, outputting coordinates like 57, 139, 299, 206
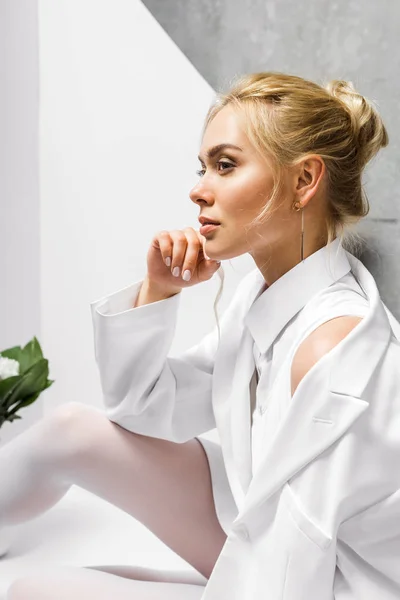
189, 180, 214, 207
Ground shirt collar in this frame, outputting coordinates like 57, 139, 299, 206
244, 236, 352, 355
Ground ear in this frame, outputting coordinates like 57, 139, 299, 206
294, 155, 325, 207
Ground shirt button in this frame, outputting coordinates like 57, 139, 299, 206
234, 523, 250, 541
258, 404, 267, 415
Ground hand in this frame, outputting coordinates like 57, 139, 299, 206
146, 227, 221, 292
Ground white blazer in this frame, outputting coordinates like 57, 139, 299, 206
90, 241, 400, 600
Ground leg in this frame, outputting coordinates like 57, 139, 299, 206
6, 565, 205, 600
0, 402, 227, 579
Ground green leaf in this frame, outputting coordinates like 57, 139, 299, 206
1, 336, 44, 375
43, 379, 55, 391
6, 413, 22, 422
0, 346, 23, 364
0, 339, 54, 428
0, 375, 23, 406
4, 359, 49, 409
20, 337, 44, 373
1, 383, 54, 426
4, 378, 54, 417
0, 412, 22, 429
6, 390, 42, 417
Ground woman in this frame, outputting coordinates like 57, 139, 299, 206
4, 72, 399, 599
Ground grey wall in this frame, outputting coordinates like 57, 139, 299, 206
0, 0, 41, 444
142, 0, 400, 317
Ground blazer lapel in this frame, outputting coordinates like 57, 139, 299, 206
241, 371, 370, 518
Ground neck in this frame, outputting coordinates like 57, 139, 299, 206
251, 232, 329, 288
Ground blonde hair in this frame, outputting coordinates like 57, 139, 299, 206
203, 72, 389, 343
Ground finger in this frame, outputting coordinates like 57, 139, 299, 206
195, 229, 211, 260
195, 228, 221, 264
156, 230, 174, 266
169, 230, 188, 278
180, 228, 201, 281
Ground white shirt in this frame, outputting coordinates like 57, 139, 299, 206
248, 251, 371, 477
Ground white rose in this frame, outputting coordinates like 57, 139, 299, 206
0, 355, 20, 380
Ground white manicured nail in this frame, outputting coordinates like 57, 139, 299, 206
182, 270, 191, 281
172, 266, 180, 277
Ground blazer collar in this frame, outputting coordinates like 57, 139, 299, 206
244, 236, 352, 355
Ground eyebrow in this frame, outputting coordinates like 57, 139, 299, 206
198, 143, 243, 162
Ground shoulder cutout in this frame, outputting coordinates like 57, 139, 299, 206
290, 316, 364, 398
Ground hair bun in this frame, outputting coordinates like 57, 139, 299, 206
325, 79, 389, 168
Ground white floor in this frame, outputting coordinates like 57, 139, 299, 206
0, 484, 207, 599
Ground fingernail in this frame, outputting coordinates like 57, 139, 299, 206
165, 257, 171, 267
172, 266, 180, 277
182, 269, 191, 281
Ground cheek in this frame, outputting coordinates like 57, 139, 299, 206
245, 169, 275, 204
234, 173, 273, 205
242, 182, 275, 219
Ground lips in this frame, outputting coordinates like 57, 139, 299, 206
198, 216, 221, 226
200, 223, 220, 235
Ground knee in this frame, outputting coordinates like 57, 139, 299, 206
7, 571, 63, 599
46, 401, 109, 459
51, 400, 108, 426
6, 576, 34, 600
49, 401, 92, 439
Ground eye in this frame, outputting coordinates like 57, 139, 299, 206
196, 161, 234, 177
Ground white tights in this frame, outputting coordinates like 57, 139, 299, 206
0, 402, 227, 599
6, 566, 206, 599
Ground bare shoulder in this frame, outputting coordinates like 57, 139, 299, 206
291, 316, 364, 397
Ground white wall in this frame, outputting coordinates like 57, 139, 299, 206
0, 1, 42, 447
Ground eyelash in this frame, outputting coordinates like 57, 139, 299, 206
196, 161, 234, 177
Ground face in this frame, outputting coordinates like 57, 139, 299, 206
189, 103, 294, 264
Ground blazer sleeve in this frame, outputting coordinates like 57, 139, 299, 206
89, 278, 219, 443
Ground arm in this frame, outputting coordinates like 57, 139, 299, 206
133, 274, 182, 308
90, 278, 219, 443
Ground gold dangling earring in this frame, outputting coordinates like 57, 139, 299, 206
293, 201, 305, 263
301, 204, 304, 263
